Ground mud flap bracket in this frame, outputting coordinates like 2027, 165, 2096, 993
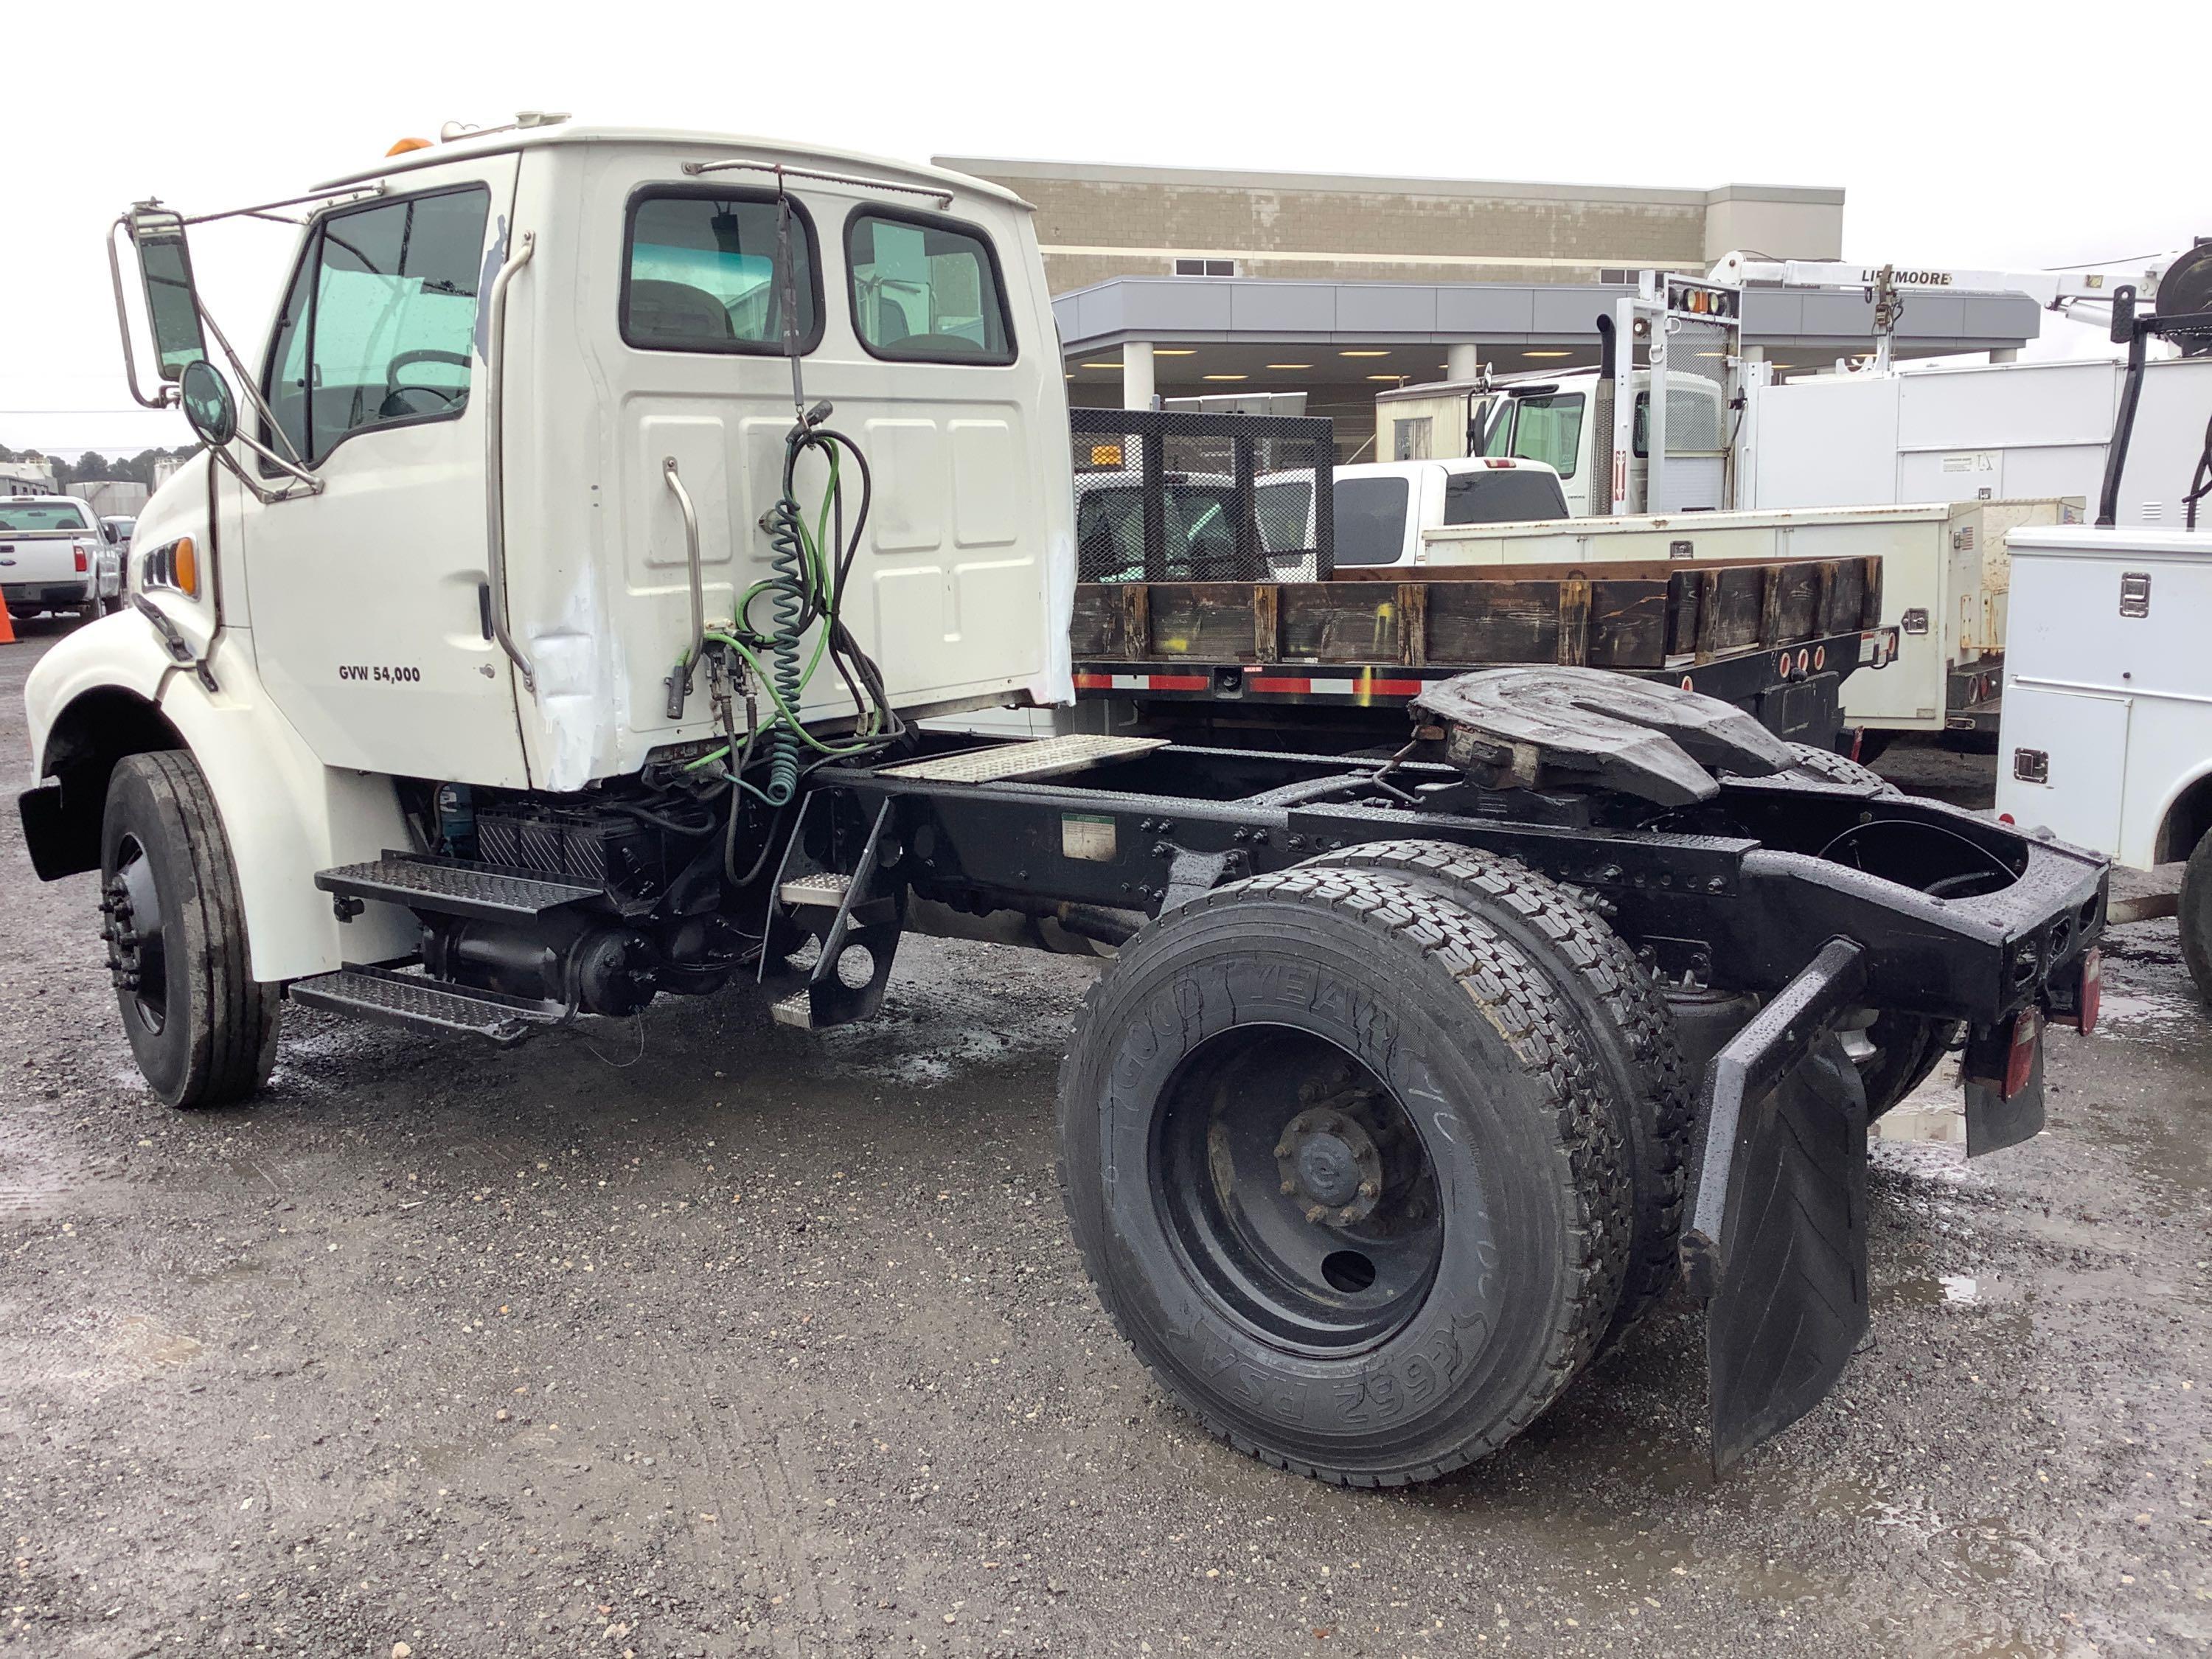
1680, 936, 1871, 1473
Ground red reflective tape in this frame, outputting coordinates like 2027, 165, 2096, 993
2004, 1008, 2041, 1099
2074, 948, 2101, 1034
1073, 673, 1114, 689
1147, 675, 1211, 692
1367, 679, 1425, 696
1246, 676, 1311, 694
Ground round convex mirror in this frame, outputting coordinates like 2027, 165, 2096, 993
178, 358, 237, 448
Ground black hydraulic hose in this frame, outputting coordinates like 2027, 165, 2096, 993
2184, 406, 2212, 531
611, 799, 720, 836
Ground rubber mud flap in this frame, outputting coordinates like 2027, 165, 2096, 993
1700, 1032, 1869, 1472
1964, 1020, 2045, 1158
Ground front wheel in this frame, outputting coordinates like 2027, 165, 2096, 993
100, 751, 279, 1107
1057, 865, 1631, 1486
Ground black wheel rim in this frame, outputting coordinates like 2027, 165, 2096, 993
1152, 1025, 1444, 1354
102, 833, 168, 1035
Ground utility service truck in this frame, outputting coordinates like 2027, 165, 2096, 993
1995, 285, 2212, 1001
21, 121, 2104, 1486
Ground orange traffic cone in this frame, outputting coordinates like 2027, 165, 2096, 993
0, 590, 15, 645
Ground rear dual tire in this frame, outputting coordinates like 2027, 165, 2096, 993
1057, 861, 1635, 1486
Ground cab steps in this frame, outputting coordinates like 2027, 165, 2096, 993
286, 964, 566, 1046
316, 852, 602, 922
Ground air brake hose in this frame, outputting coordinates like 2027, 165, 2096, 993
754, 421, 818, 805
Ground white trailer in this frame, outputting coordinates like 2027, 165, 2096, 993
1410, 497, 2081, 741
1745, 355, 2212, 528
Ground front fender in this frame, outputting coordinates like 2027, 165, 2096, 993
26, 619, 415, 982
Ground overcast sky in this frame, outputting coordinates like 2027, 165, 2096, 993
4, 0, 2201, 459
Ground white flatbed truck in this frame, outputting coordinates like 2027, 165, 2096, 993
18, 120, 2105, 1484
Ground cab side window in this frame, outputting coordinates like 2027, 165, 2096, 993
846, 209, 1014, 364
263, 187, 491, 465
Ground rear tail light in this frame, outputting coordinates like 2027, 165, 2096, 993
74, 546, 88, 573
2004, 1009, 2041, 1099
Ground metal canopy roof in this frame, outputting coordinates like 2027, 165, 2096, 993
1054, 276, 2040, 356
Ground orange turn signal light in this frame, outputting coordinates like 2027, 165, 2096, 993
386, 136, 433, 156
173, 537, 199, 599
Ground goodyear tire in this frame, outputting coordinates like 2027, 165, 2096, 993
1057, 865, 1631, 1486
100, 751, 279, 1107
1298, 840, 1690, 1354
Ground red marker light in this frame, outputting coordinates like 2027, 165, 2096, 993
1997, 812, 2015, 824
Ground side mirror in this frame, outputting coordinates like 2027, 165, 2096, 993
126, 206, 208, 383
178, 358, 237, 448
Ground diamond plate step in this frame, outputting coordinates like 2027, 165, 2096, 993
778, 871, 851, 908
288, 965, 565, 1046
768, 989, 815, 1029
316, 853, 602, 922
874, 734, 1167, 785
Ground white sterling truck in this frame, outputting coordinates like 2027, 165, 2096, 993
20, 121, 2106, 1485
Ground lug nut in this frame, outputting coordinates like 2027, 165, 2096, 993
1302, 1203, 1328, 1225
1279, 1178, 1297, 1194
1357, 1180, 1378, 1200
1273, 1140, 1293, 1159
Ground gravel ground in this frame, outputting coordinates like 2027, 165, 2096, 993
2, 621, 2207, 1658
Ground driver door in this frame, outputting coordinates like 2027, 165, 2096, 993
240, 153, 529, 787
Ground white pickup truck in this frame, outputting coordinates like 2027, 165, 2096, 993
0, 495, 124, 621
1256, 455, 1568, 574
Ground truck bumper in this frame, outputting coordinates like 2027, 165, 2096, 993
2, 582, 93, 611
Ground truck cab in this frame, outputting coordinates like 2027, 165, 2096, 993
1376, 367, 1730, 517
23, 123, 1073, 1074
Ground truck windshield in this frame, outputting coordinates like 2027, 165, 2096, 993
0, 503, 89, 532
1489, 392, 1584, 478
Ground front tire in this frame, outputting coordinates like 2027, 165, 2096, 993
1057, 865, 1631, 1486
100, 751, 279, 1107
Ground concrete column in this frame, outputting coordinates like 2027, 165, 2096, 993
1989, 347, 2020, 364
1741, 344, 1765, 364
1447, 341, 1481, 383
1122, 341, 1156, 411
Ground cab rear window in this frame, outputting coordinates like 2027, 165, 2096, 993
0, 502, 90, 532
846, 209, 1014, 365
622, 190, 822, 355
